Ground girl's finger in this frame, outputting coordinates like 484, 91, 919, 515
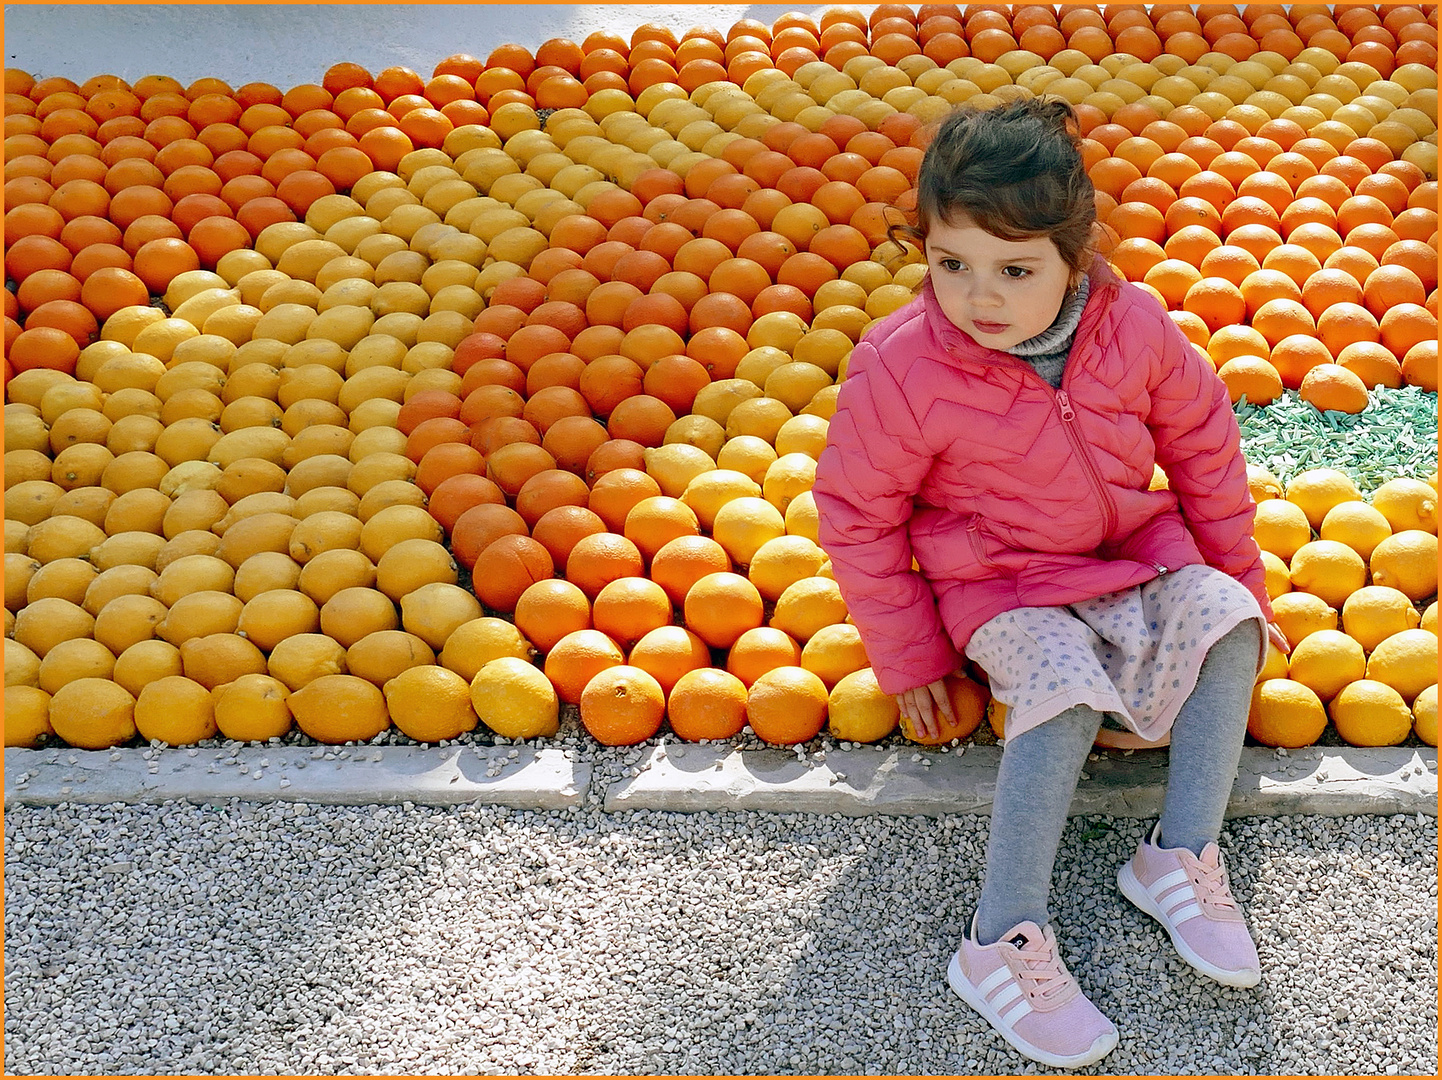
931, 681, 956, 723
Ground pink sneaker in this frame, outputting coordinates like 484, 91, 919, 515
946, 916, 1119, 1069
1117, 823, 1261, 988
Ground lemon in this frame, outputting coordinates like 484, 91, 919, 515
1252, 498, 1312, 561
399, 582, 482, 651
48, 677, 137, 750
1285, 467, 1360, 530
1412, 683, 1437, 746
1369, 477, 1437, 534
826, 667, 900, 743
1318, 500, 1392, 561
179, 632, 269, 689
1422, 602, 1437, 635
799, 622, 870, 688
1269, 590, 1337, 646
1341, 585, 1422, 653
212, 674, 293, 743
1249, 473, 1288, 522
1369, 530, 1438, 602
747, 535, 827, 602
1257, 639, 1290, 682
134, 675, 218, 746
680, 469, 762, 531
111, 639, 184, 697
725, 396, 793, 444
37, 638, 117, 694
289, 673, 391, 744
642, 443, 717, 499
1247, 678, 1327, 748
267, 632, 348, 691
1365, 629, 1439, 704
762, 452, 817, 515
712, 496, 787, 567
1285, 629, 1365, 702
1287, 539, 1366, 609
382, 664, 478, 743
1260, 550, 1292, 599
469, 656, 560, 739
1327, 678, 1413, 747
4, 684, 53, 747
773, 414, 829, 460
714, 434, 778, 485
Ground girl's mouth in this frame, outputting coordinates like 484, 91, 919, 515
972, 320, 1010, 335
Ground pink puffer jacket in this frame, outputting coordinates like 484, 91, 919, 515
813, 260, 1272, 695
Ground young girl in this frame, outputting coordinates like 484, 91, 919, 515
813, 99, 1289, 1070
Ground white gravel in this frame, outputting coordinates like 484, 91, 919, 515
4, 792, 1436, 1076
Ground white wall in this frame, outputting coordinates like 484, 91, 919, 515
4, 4, 887, 88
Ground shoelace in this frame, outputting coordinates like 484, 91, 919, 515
1189, 855, 1241, 917
1012, 939, 1073, 1004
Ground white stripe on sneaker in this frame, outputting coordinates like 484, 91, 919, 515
989, 981, 1023, 1011
1164, 901, 1204, 925
1149, 868, 1190, 895
999, 997, 1033, 1026
976, 966, 1012, 996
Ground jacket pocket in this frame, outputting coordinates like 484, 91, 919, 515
965, 515, 997, 570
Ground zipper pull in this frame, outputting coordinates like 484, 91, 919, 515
1155, 564, 1169, 575
1056, 390, 1076, 422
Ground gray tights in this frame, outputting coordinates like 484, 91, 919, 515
974, 619, 1260, 946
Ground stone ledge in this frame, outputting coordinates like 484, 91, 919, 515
602, 745, 1439, 818
3, 746, 590, 809
6, 744, 1435, 817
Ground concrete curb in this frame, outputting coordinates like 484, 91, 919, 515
5, 744, 1437, 816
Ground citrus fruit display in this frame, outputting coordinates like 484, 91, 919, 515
4, 4, 1437, 754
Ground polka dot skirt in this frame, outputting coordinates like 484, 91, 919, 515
965, 565, 1267, 745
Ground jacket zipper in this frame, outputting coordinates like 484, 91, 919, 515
966, 515, 991, 567
1053, 388, 1119, 541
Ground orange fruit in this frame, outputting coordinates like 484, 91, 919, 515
565, 530, 645, 600
543, 627, 625, 704
745, 665, 827, 745
683, 571, 764, 650
591, 575, 673, 650
666, 665, 748, 741
513, 578, 591, 654
470, 534, 553, 614
622, 495, 699, 564
725, 626, 802, 688
579, 664, 666, 746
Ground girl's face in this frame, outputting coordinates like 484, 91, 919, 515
924, 214, 1077, 351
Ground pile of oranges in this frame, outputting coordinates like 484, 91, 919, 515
4, 3, 1438, 756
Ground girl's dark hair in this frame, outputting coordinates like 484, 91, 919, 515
888, 97, 1097, 276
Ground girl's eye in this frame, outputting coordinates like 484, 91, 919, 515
939, 258, 962, 272
1002, 266, 1031, 278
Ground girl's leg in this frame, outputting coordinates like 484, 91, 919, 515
974, 703, 1104, 945
1158, 619, 1262, 855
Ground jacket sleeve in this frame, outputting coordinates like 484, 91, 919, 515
812, 340, 964, 694
1145, 308, 1273, 621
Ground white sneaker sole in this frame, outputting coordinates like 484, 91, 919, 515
946, 951, 1119, 1069
1117, 861, 1261, 989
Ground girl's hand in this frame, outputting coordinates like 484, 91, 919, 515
895, 678, 956, 742
1267, 621, 1291, 656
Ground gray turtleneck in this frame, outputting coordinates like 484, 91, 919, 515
1007, 275, 1092, 388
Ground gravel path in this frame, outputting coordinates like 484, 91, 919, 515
4, 796, 1436, 1076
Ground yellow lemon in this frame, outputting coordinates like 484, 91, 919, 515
1284, 467, 1361, 530
383, 664, 478, 743
1369, 530, 1438, 602
798, 622, 871, 688
681, 469, 762, 532
1341, 585, 1422, 653
712, 496, 787, 566
1287, 539, 1366, 609
289, 673, 391, 744
1318, 500, 1392, 561
1327, 678, 1413, 747
826, 667, 900, 743
439, 617, 536, 682
1412, 683, 1437, 746
212, 674, 293, 743
1369, 477, 1436, 534
48, 677, 137, 750
469, 656, 559, 739
762, 451, 817, 515
1247, 678, 1327, 748
1252, 498, 1312, 561
714, 434, 778, 485
1365, 629, 1439, 704
134, 675, 217, 746
747, 535, 827, 602
1269, 590, 1337, 646
1285, 628, 1365, 702
4, 684, 53, 747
